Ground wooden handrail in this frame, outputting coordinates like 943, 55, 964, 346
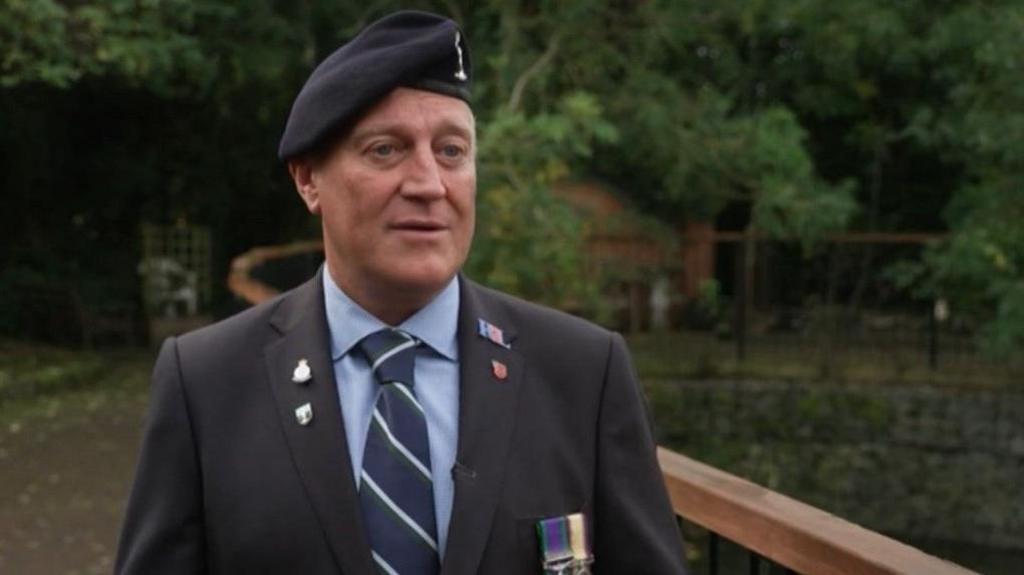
658, 448, 977, 575
227, 240, 323, 305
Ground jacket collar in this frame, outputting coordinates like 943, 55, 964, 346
441, 276, 524, 575
265, 269, 377, 574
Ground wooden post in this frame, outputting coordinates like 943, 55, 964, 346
735, 226, 757, 362
735, 240, 747, 361
928, 302, 939, 370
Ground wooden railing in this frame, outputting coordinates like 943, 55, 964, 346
658, 448, 977, 575
227, 240, 323, 304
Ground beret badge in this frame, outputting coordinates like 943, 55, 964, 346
454, 31, 468, 82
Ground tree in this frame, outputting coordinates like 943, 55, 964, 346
468, 92, 618, 313
1, 0, 1021, 354
897, 2, 1024, 356
593, 1, 859, 248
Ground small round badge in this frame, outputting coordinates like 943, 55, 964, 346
292, 359, 312, 384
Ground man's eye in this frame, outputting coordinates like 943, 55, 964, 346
370, 143, 396, 157
440, 144, 464, 158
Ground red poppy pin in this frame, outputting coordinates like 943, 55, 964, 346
491, 359, 508, 381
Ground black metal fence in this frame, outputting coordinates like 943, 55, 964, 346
690, 237, 1020, 384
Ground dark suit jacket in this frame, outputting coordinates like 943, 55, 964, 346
116, 272, 687, 574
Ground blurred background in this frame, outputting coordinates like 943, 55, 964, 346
1, 1, 1022, 573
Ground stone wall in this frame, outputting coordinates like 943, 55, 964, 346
647, 379, 1024, 550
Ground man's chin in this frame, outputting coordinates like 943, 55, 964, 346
376, 266, 459, 298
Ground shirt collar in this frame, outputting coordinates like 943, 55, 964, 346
322, 266, 460, 362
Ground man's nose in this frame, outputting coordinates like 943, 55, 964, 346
399, 145, 446, 199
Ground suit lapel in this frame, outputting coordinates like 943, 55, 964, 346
442, 279, 524, 575
264, 271, 375, 575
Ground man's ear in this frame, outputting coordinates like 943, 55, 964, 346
288, 160, 321, 215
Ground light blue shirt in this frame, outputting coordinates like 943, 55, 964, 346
322, 269, 460, 558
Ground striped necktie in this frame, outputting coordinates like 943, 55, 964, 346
357, 328, 440, 575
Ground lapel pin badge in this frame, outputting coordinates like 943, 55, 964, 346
477, 318, 511, 349
491, 359, 508, 381
292, 358, 312, 384
294, 402, 313, 426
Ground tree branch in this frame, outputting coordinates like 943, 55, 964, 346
507, 35, 560, 112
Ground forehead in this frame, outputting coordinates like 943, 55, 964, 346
347, 87, 475, 140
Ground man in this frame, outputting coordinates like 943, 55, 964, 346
116, 10, 687, 575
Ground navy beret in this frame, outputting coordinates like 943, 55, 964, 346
278, 10, 473, 161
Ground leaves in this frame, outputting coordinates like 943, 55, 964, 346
0, 0, 1021, 351
468, 91, 618, 312
0, 0, 297, 97
0, 0, 78, 87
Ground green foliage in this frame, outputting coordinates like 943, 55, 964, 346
467, 92, 618, 314
898, 191, 1024, 358
0, 0, 1021, 353
3, 0, 214, 93
696, 280, 724, 315
733, 107, 858, 250
881, 2, 1024, 357
1, 0, 77, 87
0, 342, 105, 402
596, 3, 859, 248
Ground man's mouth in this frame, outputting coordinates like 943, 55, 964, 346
390, 219, 447, 233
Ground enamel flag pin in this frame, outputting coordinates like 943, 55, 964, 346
491, 359, 508, 381
292, 358, 312, 384
477, 318, 511, 349
294, 403, 313, 426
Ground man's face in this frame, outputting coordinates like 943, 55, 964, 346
293, 88, 476, 317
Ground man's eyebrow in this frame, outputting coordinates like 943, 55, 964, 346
433, 120, 475, 140
347, 119, 475, 146
346, 126, 394, 147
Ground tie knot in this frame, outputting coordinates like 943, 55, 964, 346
358, 328, 418, 386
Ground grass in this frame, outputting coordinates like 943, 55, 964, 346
0, 340, 154, 425
626, 331, 1023, 389
2, 327, 1018, 421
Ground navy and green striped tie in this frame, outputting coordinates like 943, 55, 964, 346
357, 328, 440, 575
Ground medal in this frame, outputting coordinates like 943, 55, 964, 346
536, 513, 593, 574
